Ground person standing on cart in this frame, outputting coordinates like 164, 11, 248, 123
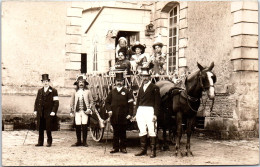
70, 75, 94, 147
34, 74, 59, 147
134, 68, 161, 158
105, 72, 134, 154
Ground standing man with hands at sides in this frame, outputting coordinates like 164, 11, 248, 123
134, 68, 161, 158
70, 75, 94, 147
34, 74, 59, 147
105, 72, 134, 154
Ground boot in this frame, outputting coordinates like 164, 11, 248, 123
135, 135, 147, 156
150, 137, 156, 158
71, 125, 82, 146
82, 124, 88, 147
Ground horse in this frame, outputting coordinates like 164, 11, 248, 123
156, 62, 216, 156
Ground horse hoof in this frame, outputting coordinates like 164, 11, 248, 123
175, 151, 183, 157
186, 151, 193, 157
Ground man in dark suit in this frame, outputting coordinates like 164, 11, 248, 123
105, 72, 134, 154
134, 68, 161, 158
34, 74, 59, 147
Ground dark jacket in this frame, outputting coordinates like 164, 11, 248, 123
105, 88, 133, 125
34, 86, 59, 131
115, 59, 131, 75
136, 83, 161, 116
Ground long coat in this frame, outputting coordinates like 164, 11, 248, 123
34, 86, 59, 131
136, 83, 161, 116
105, 88, 133, 125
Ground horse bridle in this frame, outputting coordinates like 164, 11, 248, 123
198, 71, 215, 91
184, 71, 215, 112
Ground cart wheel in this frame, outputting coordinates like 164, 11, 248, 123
90, 126, 105, 142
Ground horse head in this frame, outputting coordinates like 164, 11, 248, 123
197, 62, 217, 100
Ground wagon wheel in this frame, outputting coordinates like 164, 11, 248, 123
89, 113, 105, 142
89, 126, 105, 142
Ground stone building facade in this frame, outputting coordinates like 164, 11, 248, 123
2, 1, 258, 139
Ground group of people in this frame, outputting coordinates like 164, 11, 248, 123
113, 36, 167, 75
34, 69, 161, 158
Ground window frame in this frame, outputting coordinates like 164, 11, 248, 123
167, 4, 179, 74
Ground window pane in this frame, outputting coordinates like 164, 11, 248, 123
169, 28, 172, 37
174, 7, 177, 16
169, 37, 172, 46
170, 18, 173, 27
169, 47, 172, 53
168, 56, 173, 66
172, 56, 176, 65
173, 37, 176, 46
173, 28, 177, 36
170, 10, 173, 17
172, 47, 176, 53
174, 16, 177, 24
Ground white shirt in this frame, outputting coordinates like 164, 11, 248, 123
44, 86, 49, 93
116, 87, 123, 92
143, 81, 151, 92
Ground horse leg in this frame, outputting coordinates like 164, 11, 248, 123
185, 117, 195, 156
175, 111, 183, 157
162, 127, 169, 151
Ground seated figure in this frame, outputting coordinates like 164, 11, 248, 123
114, 47, 131, 75
130, 41, 148, 74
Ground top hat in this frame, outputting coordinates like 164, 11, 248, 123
132, 41, 146, 54
140, 67, 151, 76
73, 74, 89, 85
115, 72, 125, 81
152, 35, 164, 49
41, 74, 50, 81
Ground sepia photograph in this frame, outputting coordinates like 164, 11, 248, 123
1, 1, 259, 166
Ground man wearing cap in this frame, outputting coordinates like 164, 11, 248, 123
130, 41, 148, 73
134, 68, 161, 158
34, 74, 59, 147
150, 36, 166, 75
70, 75, 94, 147
105, 72, 134, 154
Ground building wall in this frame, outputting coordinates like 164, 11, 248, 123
2, 2, 71, 89
2, 2, 73, 117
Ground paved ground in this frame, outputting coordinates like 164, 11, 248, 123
2, 130, 259, 166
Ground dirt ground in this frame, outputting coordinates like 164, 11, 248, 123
2, 130, 259, 166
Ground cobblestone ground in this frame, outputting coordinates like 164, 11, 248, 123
2, 130, 259, 166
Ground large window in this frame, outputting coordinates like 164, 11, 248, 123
168, 5, 179, 73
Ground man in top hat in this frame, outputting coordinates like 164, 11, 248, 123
149, 35, 166, 75
130, 41, 148, 73
105, 72, 134, 153
34, 74, 59, 147
70, 75, 94, 147
134, 68, 161, 158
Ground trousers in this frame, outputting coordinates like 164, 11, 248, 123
136, 106, 156, 137
75, 110, 89, 125
38, 117, 52, 144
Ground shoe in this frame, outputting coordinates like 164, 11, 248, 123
46, 143, 52, 147
120, 148, 127, 153
71, 142, 82, 147
35, 143, 43, 147
82, 142, 88, 147
110, 149, 119, 154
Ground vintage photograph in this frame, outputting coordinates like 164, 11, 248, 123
1, 1, 259, 166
